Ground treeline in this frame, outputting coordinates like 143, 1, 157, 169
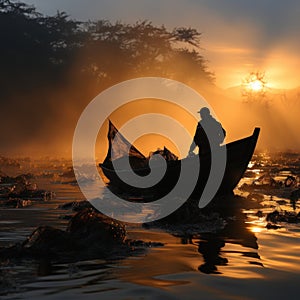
0, 0, 214, 153
0, 0, 214, 96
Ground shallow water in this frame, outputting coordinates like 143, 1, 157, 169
1, 153, 300, 299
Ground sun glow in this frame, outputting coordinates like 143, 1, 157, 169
248, 79, 263, 92
242, 71, 267, 99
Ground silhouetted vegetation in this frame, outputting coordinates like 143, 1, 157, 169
241, 71, 267, 103
0, 0, 214, 153
0, 0, 214, 93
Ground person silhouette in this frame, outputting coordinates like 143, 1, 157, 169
189, 107, 226, 156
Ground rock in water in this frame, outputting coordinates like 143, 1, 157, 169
67, 208, 126, 246
290, 188, 300, 201
22, 226, 73, 258
0, 209, 127, 262
58, 200, 92, 211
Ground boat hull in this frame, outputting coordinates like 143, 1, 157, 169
100, 128, 260, 201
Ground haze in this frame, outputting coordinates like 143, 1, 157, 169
24, 0, 300, 89
1, 0, 300, 158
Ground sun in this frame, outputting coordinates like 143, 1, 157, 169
243, 71, 267, 93
247, 79, 263, 92
242, 71, 268, 101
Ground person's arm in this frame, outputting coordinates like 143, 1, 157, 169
189, 125, 200, 155
189, 141, 196, 155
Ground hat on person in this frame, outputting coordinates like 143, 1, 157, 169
197, 107, 210, 115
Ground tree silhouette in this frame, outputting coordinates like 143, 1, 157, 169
0, 0, 215, 152
241, 71, 267, 103
0, 0, 214, 97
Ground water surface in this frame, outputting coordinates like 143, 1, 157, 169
1, 153, 300, 299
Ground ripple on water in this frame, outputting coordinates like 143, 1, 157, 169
1, 154, 300, 299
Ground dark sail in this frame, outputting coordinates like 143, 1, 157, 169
103, 120, 146, 166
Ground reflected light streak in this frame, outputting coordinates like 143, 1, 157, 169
251, 226, 263, 233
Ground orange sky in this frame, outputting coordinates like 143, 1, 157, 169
24, 0, 300, 90
204, 40, 300, 89
3, 0, 299, 156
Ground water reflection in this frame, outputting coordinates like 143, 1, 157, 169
175, 204, 260, 275
36, 259, 53, 276
197, 235, 228, 274
1, 153, 300, 299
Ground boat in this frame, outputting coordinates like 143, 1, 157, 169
99, 120, 260, 201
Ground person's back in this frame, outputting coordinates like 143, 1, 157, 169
189, 107, 226, 156
194, 121, 210, 155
